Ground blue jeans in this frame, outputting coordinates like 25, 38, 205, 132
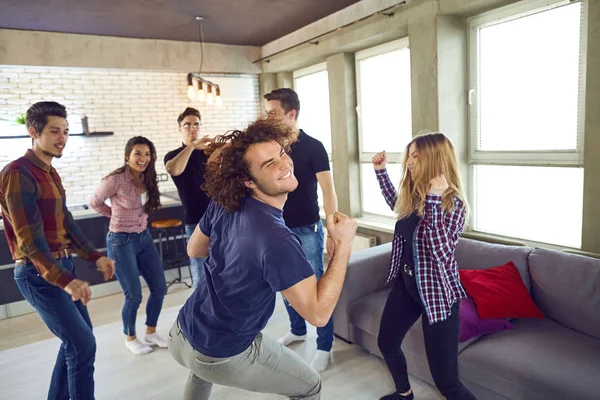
107, 229, 167, 336
283, 220, 334, 352
185, 224, 207, 289
14, 257, 96, 400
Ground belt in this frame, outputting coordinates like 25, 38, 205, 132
15, 248, 71, 266
403, 263, 414, 277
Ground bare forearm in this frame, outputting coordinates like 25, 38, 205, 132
323, 190, 338, 217
312, 244, 352, 326
165, 144, 195, 176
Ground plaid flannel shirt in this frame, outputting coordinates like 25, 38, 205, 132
89, 167, 149, 233
0, 150, 102, 288
375, 168, 467, 324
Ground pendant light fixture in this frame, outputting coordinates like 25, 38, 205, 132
186, 16, 222, 106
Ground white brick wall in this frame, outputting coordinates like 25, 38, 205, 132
0, 66, 261, 205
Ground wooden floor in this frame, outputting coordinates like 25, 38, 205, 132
0, 280, 442, 399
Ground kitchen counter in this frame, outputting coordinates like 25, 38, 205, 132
0, 190, 182, 231
0, 189, 187, 307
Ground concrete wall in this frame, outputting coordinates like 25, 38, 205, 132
258, 0, 600, 253
582, 0, 600, 253
0, 29, 262, 74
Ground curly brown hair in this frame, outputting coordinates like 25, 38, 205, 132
202, 119, 294, 213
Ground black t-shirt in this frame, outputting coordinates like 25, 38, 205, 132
283, 130, 330, 229
164, 144, 210, 225
394, 212, 421, 266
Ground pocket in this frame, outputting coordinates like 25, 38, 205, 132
193, 353, 232, 366
14, 276, 36, 307
293, 224, 316, 235
110, 232, 130, 246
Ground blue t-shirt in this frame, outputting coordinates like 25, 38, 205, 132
178, 197, 315, 357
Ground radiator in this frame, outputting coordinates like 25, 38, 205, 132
322, 228, 377, 255
352, 233, 377, 252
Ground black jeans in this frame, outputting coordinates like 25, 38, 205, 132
377, 266, 477, 400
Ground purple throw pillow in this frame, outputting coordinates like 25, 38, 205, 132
459, 296, 515, 342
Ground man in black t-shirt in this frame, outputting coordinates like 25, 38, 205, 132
264, 88, 339, 372
164, 107, 212, 289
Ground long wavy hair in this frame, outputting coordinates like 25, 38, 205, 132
395, 132, 469, 219
202, 119, 294, 213
105, 136, 161, 214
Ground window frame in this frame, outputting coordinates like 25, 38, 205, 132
355, 37, 411, 219
467, 0, 588, 248
293, 62, 332, 160
467, 0, 587, 167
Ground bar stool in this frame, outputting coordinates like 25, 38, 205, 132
151, 218, 192, 289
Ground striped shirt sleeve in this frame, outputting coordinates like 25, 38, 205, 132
422, 194, 465, 264
2, 169, 75, 288
375, 168, 398, 211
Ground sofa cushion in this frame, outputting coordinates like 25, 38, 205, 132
459, 296, 515, 342
458, 318, 600, 400
529, 248, 600, 340
460, 262, 544, 319
455, 238, 534, 291
348, 289, 477, 354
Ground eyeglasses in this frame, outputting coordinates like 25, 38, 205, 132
182, 122, 202, 129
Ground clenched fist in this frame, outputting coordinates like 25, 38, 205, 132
325, 212, 357, 256
428, 174, 449, 196
372, 151, 387, 170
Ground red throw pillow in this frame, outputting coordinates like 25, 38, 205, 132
459, 262, 544, 319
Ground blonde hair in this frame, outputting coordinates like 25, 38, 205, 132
395, 132, 469, 220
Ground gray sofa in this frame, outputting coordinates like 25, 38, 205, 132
332, 238, 600, 400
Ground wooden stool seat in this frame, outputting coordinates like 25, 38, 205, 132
151, 219, 182, 229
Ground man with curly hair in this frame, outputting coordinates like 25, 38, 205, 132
168, 119, 357, 400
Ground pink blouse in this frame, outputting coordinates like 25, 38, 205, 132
89, 168, 148, 233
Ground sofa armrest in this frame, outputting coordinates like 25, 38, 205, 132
333, 242, 393, 342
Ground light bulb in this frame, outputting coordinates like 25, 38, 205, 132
215, 87, 222, 105
198, 88, 205, 102
206, 84, 214, 104
187, 85, 196, 100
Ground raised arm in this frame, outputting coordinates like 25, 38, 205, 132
316, 170, 338, 257
281, 212, 357, 327
372, 151, 398, 210
165, 136, 211, 177
422, 175, 466, 264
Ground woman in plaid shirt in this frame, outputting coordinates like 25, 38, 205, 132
373, 133, 477, 400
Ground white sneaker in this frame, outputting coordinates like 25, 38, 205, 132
311, 350, 330, 372
145, 332, 168, 348
125, 338, 153, 355
277, 331, 307, 346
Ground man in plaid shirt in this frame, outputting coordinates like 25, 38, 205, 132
0, 101, 115, 400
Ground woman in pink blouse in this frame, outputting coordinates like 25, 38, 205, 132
90, 136, 167, 355
373, 133, 477, 400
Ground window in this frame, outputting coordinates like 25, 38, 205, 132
356, 38, 412, 218
468, 0, 586, 247
293, 63, 332, 154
